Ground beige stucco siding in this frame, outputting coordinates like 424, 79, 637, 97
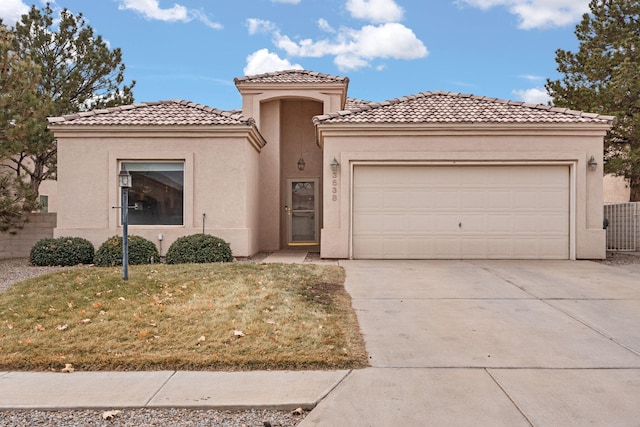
318, 124, 609, 260
256, 99, 325, 250
279, 100, 323, 246
53, 127, 263, 257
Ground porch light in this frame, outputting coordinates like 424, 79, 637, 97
119, 166, 132, 188
330, 157, 340, 172
588, 155, 598, 172
297, 157, 306, 171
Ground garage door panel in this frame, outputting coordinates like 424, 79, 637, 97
461, 192, 487, 209
458, 215, 485, 232
486, 239, 514, 258
434, 191, 459, 209
353, 165, 570, 259
383, 191, 409, 209
352, 214, 379, 234
435, 216, 462, 232
407, 238, 433, 256
487, 191, 511, 209
383, 214, 408, 233
409, 215, 435, 232
539, 239, 570, 257
461, 239, 487, 258
433, 239, 460, 258
513, 239, 540, 257
410, 192, 433, 208
354, 189, 381, 209
542, 191, 570, 209
487, 215, 513, 232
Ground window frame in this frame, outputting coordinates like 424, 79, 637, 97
110, 153, 193, 230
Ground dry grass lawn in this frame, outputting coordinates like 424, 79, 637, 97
0, 263, 368, 371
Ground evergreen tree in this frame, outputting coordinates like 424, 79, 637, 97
546, 0, 640, 201
1, 3, 135, 232
0, 24, 42, 231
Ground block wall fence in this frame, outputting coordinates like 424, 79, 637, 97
0, 213, 56, 259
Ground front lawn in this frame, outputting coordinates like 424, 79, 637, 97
0, 263, 368, 371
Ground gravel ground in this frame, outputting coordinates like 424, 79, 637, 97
0, 258, 85, 292
592, 251, 640, 266
0, 408, 305, 426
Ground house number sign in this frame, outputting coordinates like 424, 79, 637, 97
331, 169, 338, 202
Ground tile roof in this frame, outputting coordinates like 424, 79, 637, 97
344, 98, 372, 109
47, 100, 254, 126
314, 91, 616, 125
234, 69, 349, 85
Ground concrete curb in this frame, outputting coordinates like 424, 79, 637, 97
0, 370, 351, 410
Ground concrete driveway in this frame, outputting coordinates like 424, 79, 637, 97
300, 260, 640, 426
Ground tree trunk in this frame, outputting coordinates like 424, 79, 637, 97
630, 181, 640, 202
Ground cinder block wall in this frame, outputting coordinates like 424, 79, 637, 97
0, 213, 56, 259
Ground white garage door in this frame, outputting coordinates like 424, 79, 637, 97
352, 165, 570, 259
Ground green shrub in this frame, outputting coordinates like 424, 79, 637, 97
94, 235, 159, 267
165, 234, 233, 264
30, 237, 95, 266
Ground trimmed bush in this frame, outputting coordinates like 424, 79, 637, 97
30, 237, 95, 266
94, 235, 159, 267
165, 234, 233, 264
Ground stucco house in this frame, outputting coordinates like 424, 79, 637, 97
48, 69, 614, 260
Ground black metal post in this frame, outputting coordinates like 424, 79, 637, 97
122, 185, 129, 280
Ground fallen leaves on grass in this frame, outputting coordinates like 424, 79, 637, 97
0, 263, 368, 371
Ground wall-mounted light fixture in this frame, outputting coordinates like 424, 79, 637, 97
330, 157, 340, 172
588, 155, 598, 172
297, 157, 305, 171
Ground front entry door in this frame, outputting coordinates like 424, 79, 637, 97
286, 178, 319, 246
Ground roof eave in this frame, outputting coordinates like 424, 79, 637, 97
315, 121, 614, 144
48, 124, 267, 151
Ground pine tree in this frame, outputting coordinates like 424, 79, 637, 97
0, 24, 42, 231
1, 3, 135, 232
546, 0, 640, 201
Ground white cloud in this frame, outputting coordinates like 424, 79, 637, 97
457, 0, 589, 29
318, 18, 335, 33
118, 0, 188, 21
190, 9, 223, 30
0, 0, 29, 26
118, 0, 222, 29
513, 87, 552, 104
246, 18, 277, 35
519, 74, 544, 81
243, 48, 303, 76
346, 0, 404, 23
275, 22, 427, 71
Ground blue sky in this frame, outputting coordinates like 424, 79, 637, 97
1, 0, 591, 111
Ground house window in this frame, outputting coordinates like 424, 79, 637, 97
39, 195, 48, 213
122, 161, 184, 225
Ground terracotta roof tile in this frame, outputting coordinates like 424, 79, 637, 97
234, 69, 348, 85
48, 100, 254, 126
314, 91, 616, 125
344, 97, 372, 109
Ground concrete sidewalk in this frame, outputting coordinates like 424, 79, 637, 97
262, 250, 308, 264
0, 370, 349, 410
